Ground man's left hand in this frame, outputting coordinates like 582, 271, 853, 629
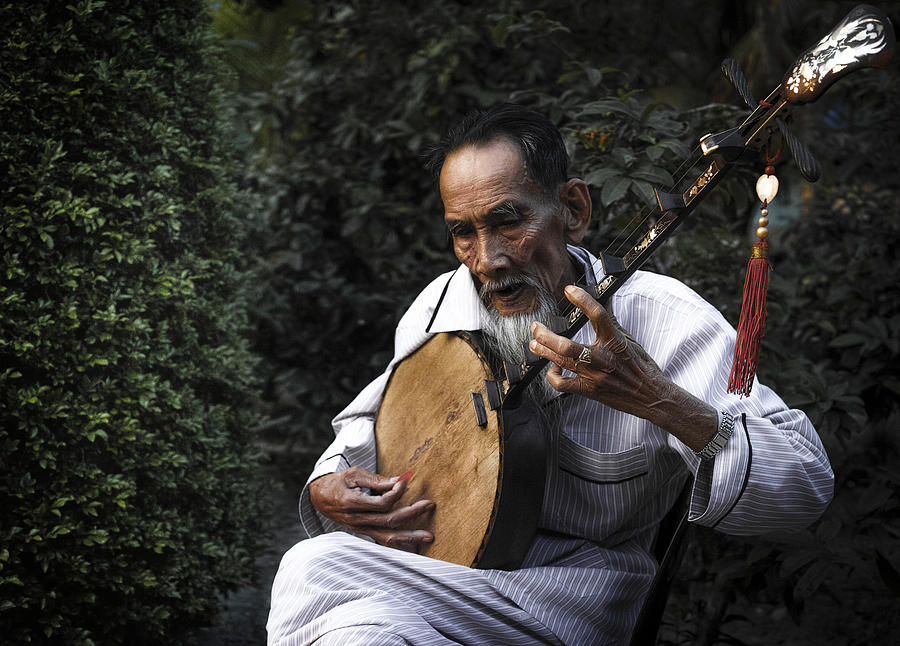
528, 285, 717, 451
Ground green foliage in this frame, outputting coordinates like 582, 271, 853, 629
551, 89, 755, 316
234, 1, 573, 451
0, 1, 265, 642
705, 186, 900, 644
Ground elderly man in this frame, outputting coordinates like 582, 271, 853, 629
267, 104, 833, 645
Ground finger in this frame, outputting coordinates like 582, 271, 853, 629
563, 284, 603, 320
529, 321, 583, 363
529, 323, 594, 375
345, 498, 435, 529
528, 336, 578, 372
563, 285, 617, 341
350, 500, 437, 547
545, 363, 580, 393
344, 467, 408, 494
345, 482, 419, 513
367, 528, 435, 551
385, 498, 436, 528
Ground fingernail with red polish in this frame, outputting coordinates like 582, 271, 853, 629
398, 470, 414, 483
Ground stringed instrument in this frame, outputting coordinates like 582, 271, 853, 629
375, 4, 895, 570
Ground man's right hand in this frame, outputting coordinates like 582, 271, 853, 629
307, 466, 435, 552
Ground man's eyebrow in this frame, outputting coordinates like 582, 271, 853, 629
488, 201, 523, 218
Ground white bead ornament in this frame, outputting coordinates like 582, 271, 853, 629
755, 173, 779, 204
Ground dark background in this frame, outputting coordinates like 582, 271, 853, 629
2, 1, 898, 644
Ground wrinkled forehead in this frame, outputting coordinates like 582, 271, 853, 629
438, 139, 538, 207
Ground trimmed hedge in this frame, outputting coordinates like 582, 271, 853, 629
0, 1, 264, 643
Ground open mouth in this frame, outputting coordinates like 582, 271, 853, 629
487, 281, 535, 313
495, 283, 525, 299
479, 274, 542, 314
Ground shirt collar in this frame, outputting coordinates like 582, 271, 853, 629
426, 244, 605, 334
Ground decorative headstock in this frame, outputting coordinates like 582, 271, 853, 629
784, 4, 895, 105
717, 4, 895, 182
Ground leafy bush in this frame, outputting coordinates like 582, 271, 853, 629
0, 1, 264, 642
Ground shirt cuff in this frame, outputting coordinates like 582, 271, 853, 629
299, 453, 351, 538
688, 413, 752, 527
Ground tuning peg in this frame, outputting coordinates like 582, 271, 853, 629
776, 118, 821, 183
721, 58, 756, 109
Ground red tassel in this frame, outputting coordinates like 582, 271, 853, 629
728, 241, 772, 397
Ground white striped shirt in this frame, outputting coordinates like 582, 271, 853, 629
286, 245, 833, 644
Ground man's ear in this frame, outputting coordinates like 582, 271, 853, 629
561, 178, 592, 244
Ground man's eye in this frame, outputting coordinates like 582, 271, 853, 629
449, 224, 473, 237
493, 204, 525, 230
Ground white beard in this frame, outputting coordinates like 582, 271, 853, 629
479, 274, 559, 407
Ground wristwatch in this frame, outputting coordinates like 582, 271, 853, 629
697, 410, 736, 460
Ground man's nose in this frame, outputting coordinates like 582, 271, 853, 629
473, 233, 511, 277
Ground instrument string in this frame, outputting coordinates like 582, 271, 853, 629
527, 143, 710, 387
607, 145, 703, 257
556, 144, 705, 312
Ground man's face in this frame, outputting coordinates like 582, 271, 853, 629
439, 139, 574, 317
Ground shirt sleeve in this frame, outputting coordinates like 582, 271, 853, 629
615, 272, 834, 535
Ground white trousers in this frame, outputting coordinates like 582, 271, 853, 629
267, 532, 567, 646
